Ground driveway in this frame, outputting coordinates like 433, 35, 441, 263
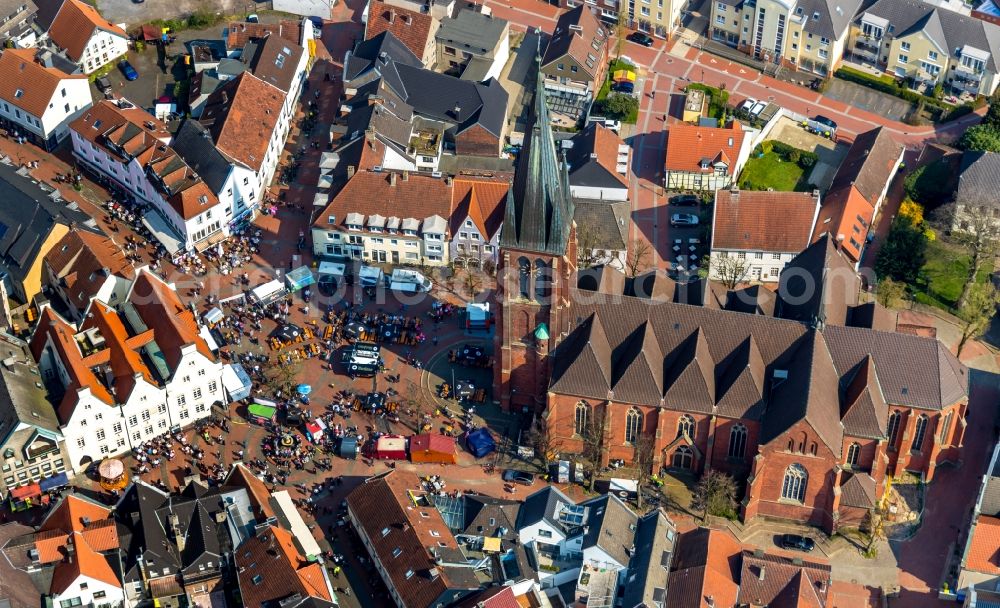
824, 78, 913, 123
96, 44, 189, 113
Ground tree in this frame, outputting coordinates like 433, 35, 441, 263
613, 10, 628, 61
603, 93, 638, 120
904, 159, 954, 207
691, 470, 739, 519
625, 239, 653, 277
875, 216, 927, 284
957, 283, 1000, 356
935, 201, 1000, 309
576, 224, 607, 269
876, 277, 906, 309
898, 199, 925, 226
527, 418, 559, 467
862, 503, 889, 557
705, 254, 750, 289
579, 407, 607, 491
633, 434, 656, 509
959, 124, 1000, 152
262, 360, 302, 398
462, 268, 483, 298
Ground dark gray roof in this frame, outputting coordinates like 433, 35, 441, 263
827, 127, 903, 203
564, 124, 629, 191
860, 0, 1000, 72
0, 334, 61, 450
436, 9, 508, 56
391, 63, 507, 137
517, 485, 576, 531
573, 199, 629, 251
580, 494, 638, 567
171, 120, 234, 195
216, 58, 248, 78
621, 510, 675, 608
344, 30, 422, 83
794, 0, 864, 40
980, 450, 1000, 517
0, 160, 99, 288
501, 61, 574, 255
956, 151, 1000, 206
776, 234, 859, 327
462, 494, 520, 541
840, 472, 877, 508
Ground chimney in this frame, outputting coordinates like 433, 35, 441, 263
757, 565, 765, 581
347, 165, 356, 178
390, 172, 398, 186
453, 103, 461, 116
445, 176, 453, 186
402, 170, 409, 181
388, 9, 396, 23
39, 51, 54, 68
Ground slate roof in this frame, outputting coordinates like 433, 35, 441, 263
841, 355, 888, 439
0, 336, 61, 451
859, 0, 1000, 72
827, 128, 903, 204
436, 9, 508, 56
0, 159, 99, 287
344, 30, 422, 83
346, 471, 480, 608
198, 72, 284, 172
461, 494, 521, 540
665, 528, 741, 608
391, 63, 507, 137
541, 5, 607, 84
240, 33, 305, 94
737, 549, 831, 608
501, 61, 574, 255
580, 494, 638, 567
365, 0, 435, 60
517, 485, 577, 531
574, 198, 629, 251
794, 0, 864, 40
712, 189, 820, 253
955, 151, 1000, 206
171, 120, 234, 195
565, 122, 630, 190
622, 509, 675, 608
776, 235, 859, 327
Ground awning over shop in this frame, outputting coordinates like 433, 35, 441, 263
199, 325, 219, 352
286, 266, 315, 291
223, 364, 252, 402
39, 472, 69, 491
250, 279, 286, 304
142, 213, 184, 255
247, 402, 277, 420
319, 262, 345, 277
203, 307, 224, 326
273, 491, 323, 560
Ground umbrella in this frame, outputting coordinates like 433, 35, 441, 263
297, 384, 312, 396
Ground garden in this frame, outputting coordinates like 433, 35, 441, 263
737, 141, 818, 192
593, 58, 640, 123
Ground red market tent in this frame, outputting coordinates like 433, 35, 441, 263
409, 434, 457, 464
374, 435, 407, 460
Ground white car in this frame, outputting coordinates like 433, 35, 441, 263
749, 101, 767, 118
670, 213, 699, 227
603, 119, 621, 133
739, 98, 757, 114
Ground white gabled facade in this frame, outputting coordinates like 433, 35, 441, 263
51, 568, 126, 608
75, 27, 128, 74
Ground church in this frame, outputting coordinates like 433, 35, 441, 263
491, 62, 969, 533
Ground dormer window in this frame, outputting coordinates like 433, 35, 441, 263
14, 89, 22, 98
700, 160, 710, 170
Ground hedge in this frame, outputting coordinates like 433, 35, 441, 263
686, 83, 730, 119
755, 141, 818, 169
833, 66, 980, 122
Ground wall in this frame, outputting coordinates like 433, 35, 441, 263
708, 249, 796, 283
79, 30, 128, 74
53, 573, 125, 608
665, 169, 733, 191
455, 123, 501, 158
272, 0, 334, 18
22, 225, 69, 304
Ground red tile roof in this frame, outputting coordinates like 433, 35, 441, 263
666, 528, 741, 608
44, 231, 135, 315
665, 121, 746, 174
737, 549, 831, 608
313, 170, 454, 232
712, 189, 820, 253
365, 0, 434, 60
236, 525, 333, 607
449, 174, 512, 239
47, 0, 126, 61
199, 72, 284, 172
225, 19, 303, 50
0, 49, 87, 118
128, 272, 216, 369
966, 515, 1000, 575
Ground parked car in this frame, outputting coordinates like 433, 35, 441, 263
739, 98, 757, 114
627, 31, 654, 46
779, 534, 815, 552
805, 115, 837, 139
118, 60, 138, 81
749, 101, 767, 118
669, 194, 700, 206
670, 213, 699, 227
612, 81, 635, 94
247, 13, 259, 22
502, 469, 535, 486
602, 119, 621, 133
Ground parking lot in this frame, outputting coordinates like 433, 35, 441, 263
664, 193, 711, 277
767, 116, 850, 191
824, 76, 912, 122
97, 0, 247, 27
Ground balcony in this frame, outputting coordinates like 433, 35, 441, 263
533, 548, 580, 577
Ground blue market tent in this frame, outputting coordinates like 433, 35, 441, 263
222, 364, 253, 402
285, 266, 315, 291
465, 428, 496, 458
39, 472, 69, 491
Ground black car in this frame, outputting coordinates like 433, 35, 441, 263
502, 469, 535, 486
779, 534, 815, 552
627, 31, 654, 47
612, 81, 635, 94
670, 194, 700, 206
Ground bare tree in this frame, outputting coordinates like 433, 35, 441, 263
936, 202, 1000, 309
876, 278, 907, 309
625, 239, 653, 277
633, 434, 656, 509
262, 360, 302, 398
691, 470, 739, 520
580, 406, 608, 491
527, 418, 562, 470
704, 254, 751, 289
957, 283, 1000, 356
613, 10, 629, 61
576, 224, 607, 269
462, 268, 484, 298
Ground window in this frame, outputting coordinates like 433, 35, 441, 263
141, 410, 150, 421
898, 54, 908, 64
900, 41, 910, 52
193, 388, 202, 400
128, 415, 138, 426
781, 464, 807, 502
96, 429, 105, 441
928, 50, 938, 61
820, 36, 829, 46
728, 424, 747, 460
113, 422, 122, 434
940, 411, 953, 444
737, 252, 746, 259
575, 402, 589, 436
818, 48, 828, 60
537, 529, 553, 538
177, 395, 186, 406
716, 0, 726, 9
912, 415, 928, 452
625, 408, 642, 443
518, 257, 531, 299
671, 445, 693, 469
77, 438, 85, 448
715, 15, 725, 24
846, 442, 861, 467
534, 259, 549, 300
753, 252, 763, 260
676, 415, 694, 439
209, 381, 217, 393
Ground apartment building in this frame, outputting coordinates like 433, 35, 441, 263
0, 0, 37, 47
540, 5, 609, 121
0, 48, 93, 150
312, 169, 453, 265
449, 175, 511, 269
435, 9, 510, 81
710, 188, 822, 283
70, 100, 229, 253
365, 0, 439, 66
29, 271, 225, 472
44, 0, 128, 74
851, 0, 1000, 96
710, 0, 863, 75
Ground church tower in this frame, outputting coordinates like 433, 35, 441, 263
493, 54, 578, 413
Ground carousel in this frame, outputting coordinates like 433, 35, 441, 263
98, 458, 129, 492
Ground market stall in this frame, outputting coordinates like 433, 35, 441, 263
98, 458, 128, 492
285, 266, 315, 292
222, 363, 253, 402
465, 428, 496, 458
8, 483, 48, 511
38, 472, 70, 493
247, 401, 278, 425
305, 419, 327, 443
409, 434, 457, 464
466, 302, 491, 330
374, 435, 407, 460
338, 436, 358, 459
250, 279, 287, 305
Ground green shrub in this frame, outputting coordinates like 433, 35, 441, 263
787, 149, 801, 164
798, 154, 817, 169
760, 140, 774, 155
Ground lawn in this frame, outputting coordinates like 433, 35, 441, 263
912, 239, 994, 311
594, 58, 639, 123
738, 152, 810, 192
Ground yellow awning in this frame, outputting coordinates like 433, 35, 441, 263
613, 69, 636, 82
483, 537, 502, 552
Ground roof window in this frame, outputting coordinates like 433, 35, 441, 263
14, 89, 22, 98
